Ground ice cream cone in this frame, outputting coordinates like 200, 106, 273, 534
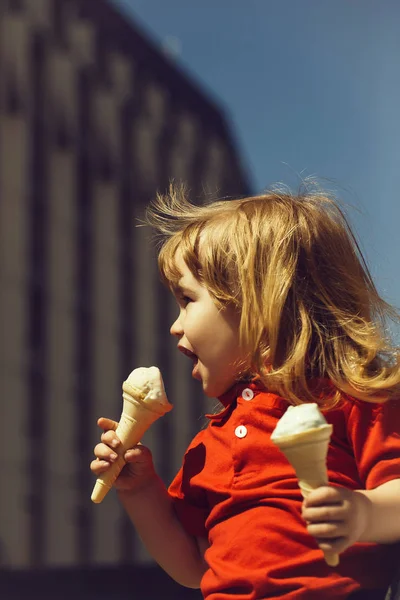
272, 424, 339, 567
91, 367, 172, 504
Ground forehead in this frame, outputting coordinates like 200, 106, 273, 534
172, 251, 198, 288
159, 228, 203, 285
174, 249, 191, 272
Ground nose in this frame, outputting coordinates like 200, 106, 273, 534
170, 314, 183, 337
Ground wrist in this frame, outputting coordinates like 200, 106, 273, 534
117, 472, 163, 501
354, 490, 373, 543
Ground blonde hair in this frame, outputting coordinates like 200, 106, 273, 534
146, 184, 400, 407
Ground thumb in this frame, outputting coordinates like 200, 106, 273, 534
97, 417, 118, 431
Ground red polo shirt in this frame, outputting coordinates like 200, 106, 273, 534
169, 381, 400, 599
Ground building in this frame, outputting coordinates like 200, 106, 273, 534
0, 0, 251, 575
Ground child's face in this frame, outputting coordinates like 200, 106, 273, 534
170, 252, 248, 398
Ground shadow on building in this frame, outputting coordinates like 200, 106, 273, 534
0, 0, 251, 595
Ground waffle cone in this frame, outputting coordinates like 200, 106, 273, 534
272, 425, 339, 567
91, 383, 171, 504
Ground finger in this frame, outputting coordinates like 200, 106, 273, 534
124, 445, 152, 462
101, 430, 121, 449
93, 443, 119, 463
90, 458, 112, 474
303, 486, 343, 508
97, 417, 118, 432
302, 504, 348, 523
307, 521, 348, 539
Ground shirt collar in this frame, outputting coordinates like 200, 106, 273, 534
205, 380, 265, 420
205, 377, 336, 420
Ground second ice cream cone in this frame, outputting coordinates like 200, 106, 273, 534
273, 425, 339, 567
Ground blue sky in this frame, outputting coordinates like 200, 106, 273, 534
111, 0, 400, 322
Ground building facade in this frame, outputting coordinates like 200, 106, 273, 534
0, 0, 251, 571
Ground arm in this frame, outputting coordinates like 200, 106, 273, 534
358, 478, 400, 543
91, 419, 206, 588
304, 396, 400, 554
118, 477, 207, 589
302, 479, 400, 554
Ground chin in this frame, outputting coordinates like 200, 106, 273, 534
202, 382, 218, 398
202, 381, 233, 399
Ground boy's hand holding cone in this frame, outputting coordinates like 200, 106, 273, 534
271, 403, 339, 567
91, 366, 172, 504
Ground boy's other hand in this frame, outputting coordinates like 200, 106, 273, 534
301, 485, 371, 555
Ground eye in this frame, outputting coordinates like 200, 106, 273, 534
179, 294, 193, 307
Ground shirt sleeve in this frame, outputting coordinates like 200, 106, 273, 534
168, 433, 209, 538
345, 397, 400, 489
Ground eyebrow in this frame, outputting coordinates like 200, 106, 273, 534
171, 282, 184, 294
172, 281, 192, 295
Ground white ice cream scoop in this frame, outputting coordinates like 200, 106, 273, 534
271, 403, 328, 439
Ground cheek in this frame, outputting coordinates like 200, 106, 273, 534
187, 306, 216, 338
206, 321, 241, 360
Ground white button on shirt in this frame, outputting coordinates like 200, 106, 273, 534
235, 425, 248, 438
241, 388, 254, 401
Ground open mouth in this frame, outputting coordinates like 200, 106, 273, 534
178, 345, 198, 362
178, 345, 201, 379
